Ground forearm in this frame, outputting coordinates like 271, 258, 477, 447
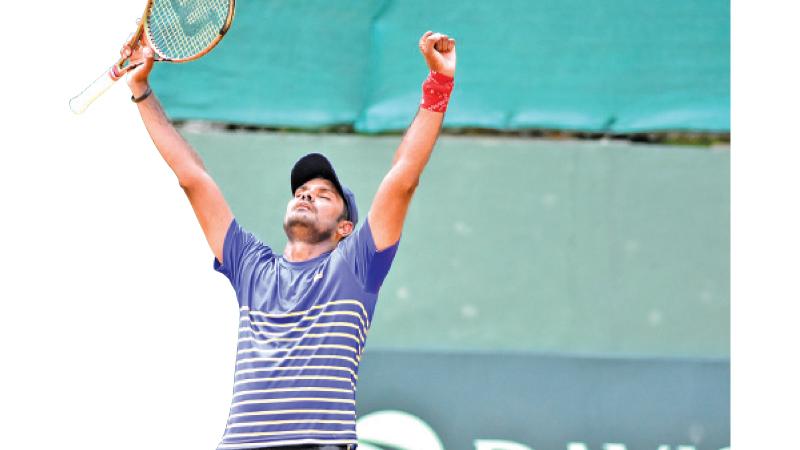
363, 30, 456, 249
390, 108, 444, 187
130, 81, 206, 187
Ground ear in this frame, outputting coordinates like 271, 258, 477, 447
337, 220, 355, 239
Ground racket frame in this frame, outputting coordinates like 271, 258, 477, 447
113, 0, 236, 78
145, 0, 236, 64
70, 0, 236, 113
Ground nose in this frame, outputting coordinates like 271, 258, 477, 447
299, 192, 312, 202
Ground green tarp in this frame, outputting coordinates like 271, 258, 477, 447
153, 0, 385, 127
152, 0, 730, 133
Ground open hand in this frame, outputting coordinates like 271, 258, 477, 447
419, 31, 456, 78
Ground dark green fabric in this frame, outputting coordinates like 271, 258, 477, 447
151, 0, 387, 126
357, 0, 730, 133
152, 0, 730, 133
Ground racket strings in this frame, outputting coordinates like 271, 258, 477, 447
147, 0, 231, 60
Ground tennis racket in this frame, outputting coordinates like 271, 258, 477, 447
69, 0, 235, 114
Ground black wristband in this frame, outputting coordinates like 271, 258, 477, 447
131, 86, 152, 103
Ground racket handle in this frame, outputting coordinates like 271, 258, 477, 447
69, 68, 118, 114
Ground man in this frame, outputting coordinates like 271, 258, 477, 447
124, 30, 456, 450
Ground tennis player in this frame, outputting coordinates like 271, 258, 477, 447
124, 31, 456, 450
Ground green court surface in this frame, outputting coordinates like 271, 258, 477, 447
184, 128, 729, 359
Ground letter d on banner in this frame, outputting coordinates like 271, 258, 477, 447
475, 440, 535, 450
357, 410, 444, 450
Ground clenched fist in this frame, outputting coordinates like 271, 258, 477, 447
419, 31, 456, 78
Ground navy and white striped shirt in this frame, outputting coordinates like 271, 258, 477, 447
213, 218, 398, 449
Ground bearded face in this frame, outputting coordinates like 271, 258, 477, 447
283, 178, 349, 244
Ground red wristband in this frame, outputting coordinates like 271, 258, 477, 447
420, 71, 454, 113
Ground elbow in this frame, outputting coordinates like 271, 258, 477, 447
178, 169, 207, 192
178, 175, 195, 192
407, 176, 420, 193
399, 176, 420, 197
386, 163, 421, 196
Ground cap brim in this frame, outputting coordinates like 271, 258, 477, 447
290, 153, 357, 224
291, 153, 344, 196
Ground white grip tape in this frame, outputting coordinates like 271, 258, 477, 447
69, 69, 117, 114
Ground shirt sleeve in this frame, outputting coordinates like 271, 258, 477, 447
213, 218, 274, 289
337, 217, 400, 294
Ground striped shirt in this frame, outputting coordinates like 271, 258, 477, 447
213, 218, 398, 449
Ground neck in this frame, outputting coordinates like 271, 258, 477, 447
283, 240, 337, 262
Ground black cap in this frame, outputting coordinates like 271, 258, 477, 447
290, 153, 358, 224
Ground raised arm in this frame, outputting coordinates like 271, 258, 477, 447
368, 31, 457, 250
125, 45, 233, 263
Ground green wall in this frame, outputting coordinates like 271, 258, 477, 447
185, 130, 729, 358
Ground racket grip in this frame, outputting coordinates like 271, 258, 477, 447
69, 68, 117, 114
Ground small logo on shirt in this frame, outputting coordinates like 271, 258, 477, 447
312, 272, 324, 282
